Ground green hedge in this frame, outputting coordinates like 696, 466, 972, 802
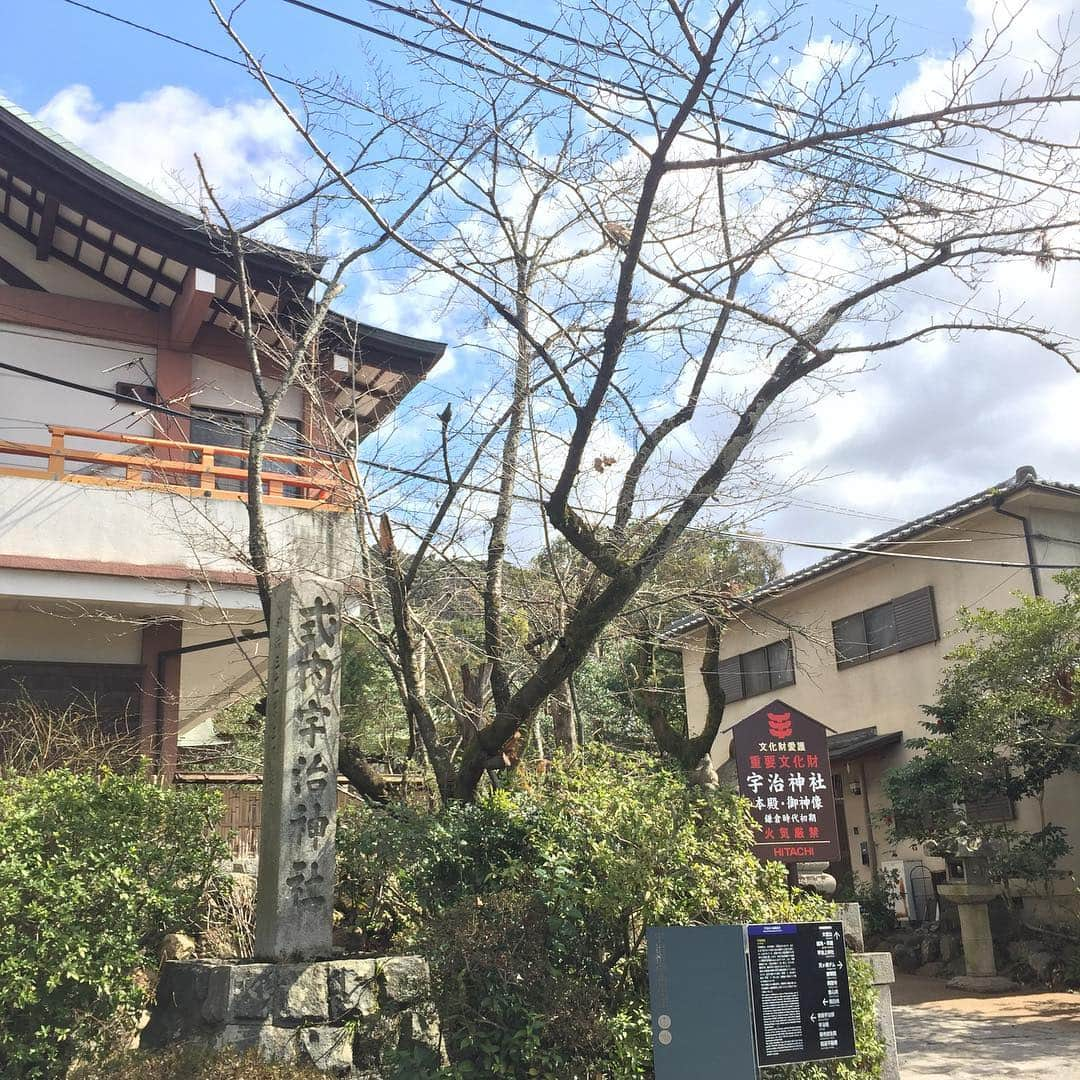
338, 749, 884, 1079
0, 769, 226, 1078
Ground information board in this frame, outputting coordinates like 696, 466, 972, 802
731, 699, 840, 863
746, 921, 856, 1067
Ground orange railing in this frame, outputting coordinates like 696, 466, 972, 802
0, 425, 350, 510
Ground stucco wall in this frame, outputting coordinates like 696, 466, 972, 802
0, 321, 157, 464
0, 603, 143, 664
681, 489, 1080, 889
0, 474, 357, 582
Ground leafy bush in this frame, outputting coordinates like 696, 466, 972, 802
70, 1045, 325, 1079
835, 871, 901, 938
0, 769, 227, 1078
339, 748, 884, 1079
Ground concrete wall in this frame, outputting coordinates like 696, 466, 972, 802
0, 474, 357, 582
681, 489, 1080, 891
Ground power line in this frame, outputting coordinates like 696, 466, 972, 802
58, 0, 1025, 217
283, 0, 1080, 202
719, 529, 1077, 570
433, 0, 1063, 200
279, 0, 1030, 207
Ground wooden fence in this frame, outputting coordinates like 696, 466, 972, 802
175, 772, 408, 862
0, 425, 349, 510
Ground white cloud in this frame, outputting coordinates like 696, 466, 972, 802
37, 84, 301, 211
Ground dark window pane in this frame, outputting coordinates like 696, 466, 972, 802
190, 408, 302, 497
865, 603, 898, 657
833, 613, 868, 667
767, 638, 795, 689
741, 647, 771, 698
190, 408, 248, 492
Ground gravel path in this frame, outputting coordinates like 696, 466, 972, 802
892, 975, 1080, 1079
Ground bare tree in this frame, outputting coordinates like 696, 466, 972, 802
205, 0, 1080, 802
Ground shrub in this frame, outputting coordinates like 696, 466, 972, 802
339, 748, 884, 1079
0, 698, 143, 777
835, 870, 901, 938
70, 1045, 325, 1079
0, 769, 227, 1078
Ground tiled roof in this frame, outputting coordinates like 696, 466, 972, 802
666, 466, 1080, 637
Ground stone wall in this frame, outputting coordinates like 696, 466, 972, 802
142, 955, 442, 1077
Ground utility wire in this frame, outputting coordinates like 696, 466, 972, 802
61, 0, 1043, 216
719, 529, 1077, 570
50, 0, 1078, 356
433, 0, 1057, 200
282, 0, 1080, 201
4, 354, 1077, 571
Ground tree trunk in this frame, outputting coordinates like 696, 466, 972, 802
550, 679, 577, 754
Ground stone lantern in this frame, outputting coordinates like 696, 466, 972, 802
936, 839, 1017, 992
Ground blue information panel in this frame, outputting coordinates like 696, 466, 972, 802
746, 922, 856, 1067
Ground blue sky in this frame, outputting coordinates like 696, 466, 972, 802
5, 1, 973, 113
3, 1, 1078, 575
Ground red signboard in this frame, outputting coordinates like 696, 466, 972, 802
731, 699, 840, 864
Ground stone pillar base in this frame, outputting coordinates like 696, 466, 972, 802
862, 952, 902, 1080
142, 956, 443, 1076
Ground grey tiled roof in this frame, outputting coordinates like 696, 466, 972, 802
666, 466, 1080, 637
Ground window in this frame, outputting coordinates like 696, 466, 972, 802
832, 586, 939, 669
189, 407, 303, 496
713, 637, 795, 704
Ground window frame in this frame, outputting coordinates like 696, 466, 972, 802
832, 587, 938, 671
714, 636, 796, 704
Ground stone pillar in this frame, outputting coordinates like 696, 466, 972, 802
839, 901, 864, 952
862, 952, 901, 1080
938, 884, 1017, 990
255, 577, 342, 962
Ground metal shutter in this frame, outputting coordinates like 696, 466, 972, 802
894, 586, 939, 652
964, 793, 1015, 823
715, 656, 744, 703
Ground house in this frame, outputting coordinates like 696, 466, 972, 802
0, 95, 444, 778
670, 467, 1080, 918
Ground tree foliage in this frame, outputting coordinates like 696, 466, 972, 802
0, 770, 226, 1078
884, 571, 1080, 884
337, 749, 884, 1078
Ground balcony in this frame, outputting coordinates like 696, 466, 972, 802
0, 426, 361, 602
0, 425, 350, 511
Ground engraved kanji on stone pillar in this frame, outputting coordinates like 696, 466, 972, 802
255, 577, 342, 961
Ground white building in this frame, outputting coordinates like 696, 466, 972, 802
0, 96, 443, 777
670, 469, 1080, 920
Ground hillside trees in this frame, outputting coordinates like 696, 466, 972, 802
203, 0, 1080, 802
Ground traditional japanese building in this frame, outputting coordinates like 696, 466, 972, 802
669, 468, 1080, 921
0, 95, 443, 777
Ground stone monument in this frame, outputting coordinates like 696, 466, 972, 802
144, 577, 444, 1074
256, 577, 342, 961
